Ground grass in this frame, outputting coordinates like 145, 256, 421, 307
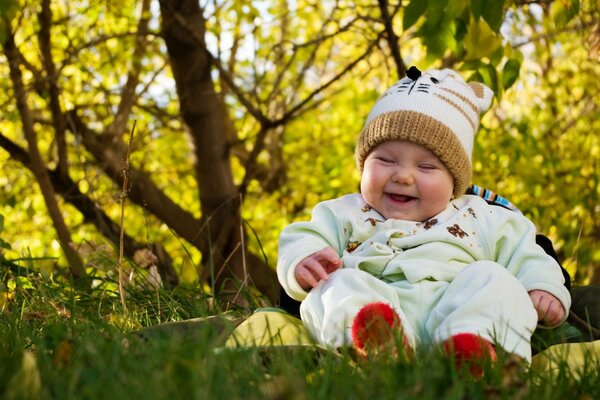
1, 271, 599, 400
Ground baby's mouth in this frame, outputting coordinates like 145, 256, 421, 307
387, 193, 416, 203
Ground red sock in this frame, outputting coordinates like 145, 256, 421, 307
352, 302, 407, 356
443, 333, 497, 377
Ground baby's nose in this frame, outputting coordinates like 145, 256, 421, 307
392, 167, 414, 185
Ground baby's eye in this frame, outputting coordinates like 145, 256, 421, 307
376, 156, 395, 164
419, 164, 438, 170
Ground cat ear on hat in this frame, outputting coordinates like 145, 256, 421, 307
468, 82, 494, 113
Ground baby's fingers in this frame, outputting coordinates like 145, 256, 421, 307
544, 300, 565, 326
295, 266, 319, 289
295, 259, 328, 289
314, 247, 342, 271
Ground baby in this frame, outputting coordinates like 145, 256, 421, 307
277, 67, 570, 367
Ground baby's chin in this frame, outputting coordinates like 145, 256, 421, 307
379, 206, 443, 222
379, 209, 423, 222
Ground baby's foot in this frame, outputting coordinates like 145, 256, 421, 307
442, 333, 497, 378
351, 302, 410, 359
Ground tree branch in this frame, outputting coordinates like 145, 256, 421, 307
67, 110, 204, 247
3, 30, 86, 280
0, 131, 179, 287
275, 31, 384, 125
377, 0, 406, 79
107, 0, 152, 137
38, 0, 69, 178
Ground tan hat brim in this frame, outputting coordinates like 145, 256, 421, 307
355, 111, 472, 197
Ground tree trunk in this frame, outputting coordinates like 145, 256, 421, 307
159, 0, 278, 303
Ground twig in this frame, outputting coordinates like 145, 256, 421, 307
232, 194, 249, 306
118, 120, 137, 310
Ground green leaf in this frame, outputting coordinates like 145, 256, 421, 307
14, 276, 35, 290
551, 0, 580, 28
425, 0, 450, 28
468, 70, 485, 84
422, 22, 457, 61
453, 16, 469, 42
0, 0, 19, 15
501, 58, 521, 90
403, 0, 428, 30
489, 42, 505, 65
470, 0, 506, 31
478, 63, 498, 93
0, 0, 19, 43
445, 0, 469, 19
463, 16, 502, 61
459, 60, 483, 71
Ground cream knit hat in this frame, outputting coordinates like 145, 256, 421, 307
356, 67, 494, 197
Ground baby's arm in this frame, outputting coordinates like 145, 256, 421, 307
529, 290, 566, 327
295, 247, 342, 290
278, 195, 358, 300
480, 202, 571, 325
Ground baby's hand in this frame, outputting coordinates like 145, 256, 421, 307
294, 247, 342, 290
529, 290, 566, 326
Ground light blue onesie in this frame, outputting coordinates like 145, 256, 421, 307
278, 194, 571, 361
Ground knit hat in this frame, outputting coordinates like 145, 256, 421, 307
355, 67, 494, 197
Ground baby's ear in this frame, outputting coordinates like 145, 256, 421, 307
468, 82, 494, 113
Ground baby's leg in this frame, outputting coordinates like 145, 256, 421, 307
426, 261, 538, 361
300, 268, 416, 350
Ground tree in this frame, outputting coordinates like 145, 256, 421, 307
0, 0, 597, 306
474, 0, 600, 284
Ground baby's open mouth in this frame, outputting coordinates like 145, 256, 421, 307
387, 193, 416, 203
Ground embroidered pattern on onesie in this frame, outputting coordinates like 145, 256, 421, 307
346, 241, 361, 253
365, 217, 384, 226
447, 224, 469, 238
423, 218, 438, 229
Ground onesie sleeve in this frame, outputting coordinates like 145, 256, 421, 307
277, 197, 353, 301
483, 206, 571, 326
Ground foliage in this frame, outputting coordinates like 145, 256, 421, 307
1, 2, 598, 397
0, 0, 598, 305
1, 274, 600, 399
473, 0, 600, 284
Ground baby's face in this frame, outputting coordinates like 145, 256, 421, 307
360, 140, 454, 221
